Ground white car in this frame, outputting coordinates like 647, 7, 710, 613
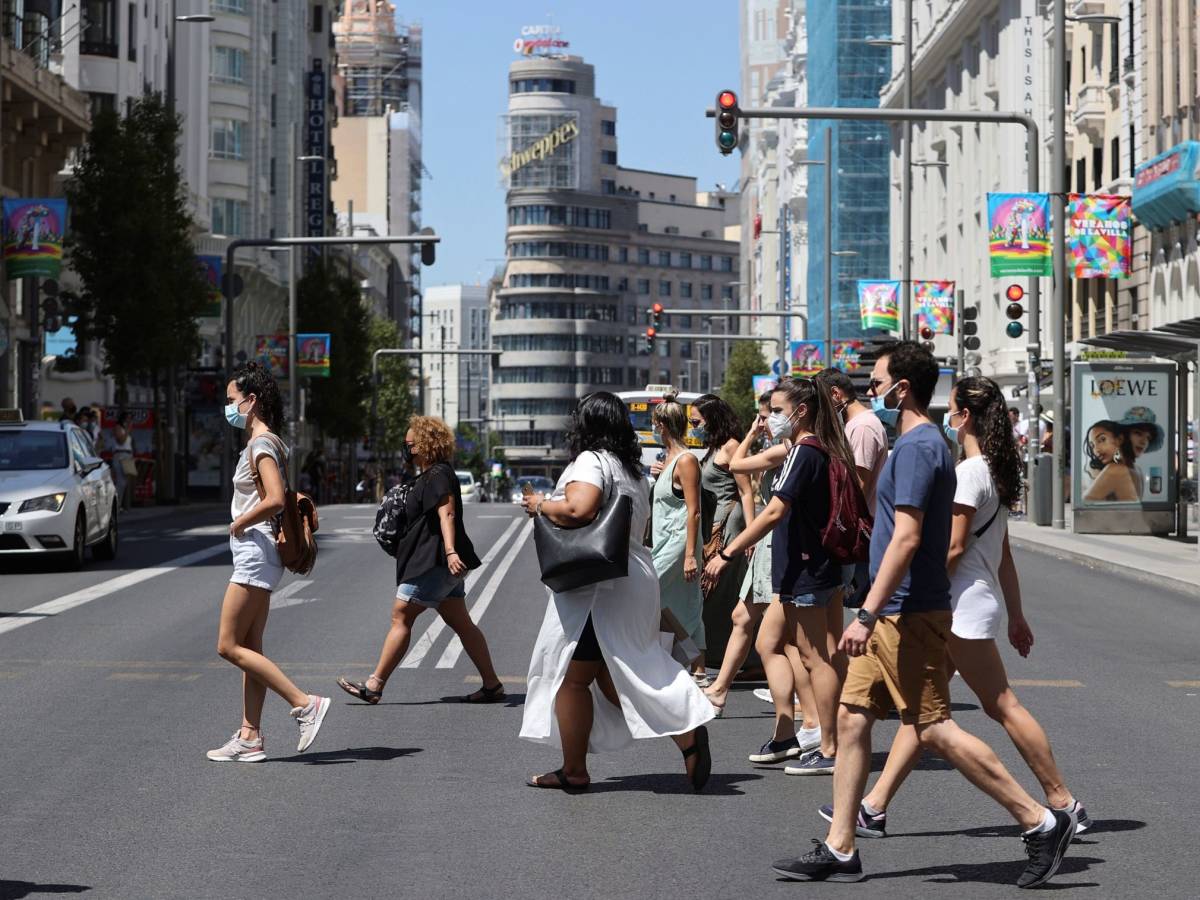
455, 469, 478, 503
0, 414, 119, 569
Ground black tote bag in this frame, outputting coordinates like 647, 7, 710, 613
534, 452, 633, 593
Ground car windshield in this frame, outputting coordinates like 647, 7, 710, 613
457, 474, 473, 485
0, 429, 69, 470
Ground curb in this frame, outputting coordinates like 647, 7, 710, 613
1009, 535, 1198, 596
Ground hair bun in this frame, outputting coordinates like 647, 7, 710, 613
661, 390, 679, 404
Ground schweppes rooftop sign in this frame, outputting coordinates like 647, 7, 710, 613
501, 120, 579, 180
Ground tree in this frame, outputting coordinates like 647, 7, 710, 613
365, 314, 414, 456
297, 259, 371, 443
719, 341, 770, 429
65, 93, 207, 400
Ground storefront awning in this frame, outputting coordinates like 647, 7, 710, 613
1132, 141, 1200, 230
1081, 330, 1198, 358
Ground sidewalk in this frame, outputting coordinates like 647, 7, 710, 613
1009, 512, 1199, 594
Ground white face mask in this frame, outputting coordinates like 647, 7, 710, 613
767, 411, 794, 440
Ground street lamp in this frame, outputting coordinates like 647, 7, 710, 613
286, 144, 325, 479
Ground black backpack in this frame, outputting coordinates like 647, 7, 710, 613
373, 480, 414, 557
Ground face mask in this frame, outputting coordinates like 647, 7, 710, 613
224, 398, 249, 429
401, 443, 415, 465
870, 382, 901, 428
767, 411, 794, 440
942, 411, 960, 444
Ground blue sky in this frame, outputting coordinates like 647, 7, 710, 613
408, 1, 740, 288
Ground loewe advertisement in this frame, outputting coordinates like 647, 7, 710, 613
1072, 363, 1175, 510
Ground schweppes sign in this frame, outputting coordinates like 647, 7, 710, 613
501, 120, 579, 180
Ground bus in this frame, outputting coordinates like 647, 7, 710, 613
617, 385, 706, 472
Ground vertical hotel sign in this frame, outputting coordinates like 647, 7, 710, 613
306, 61, 327, 247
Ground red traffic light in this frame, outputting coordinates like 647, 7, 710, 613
651, 303, 664, 315
646, 327, 657, 338
919, 325, 934, 340
718, 90, 737, 109
1005, 284, 1025, 302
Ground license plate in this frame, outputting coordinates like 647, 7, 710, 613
4, 521, 22, 532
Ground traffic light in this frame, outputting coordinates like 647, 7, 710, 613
1005, 284, 1025, 339
40, 279, 61, 333
919, 325, 934, 341
645, 327, 657, 353
651, 302, 664, 332
962, 304, 981, 351
715, 90, 739, 155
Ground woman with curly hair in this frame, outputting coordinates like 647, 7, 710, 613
1082, 420, 1139, 502
837, 376, 1090, 837
519, 392, 713, 792
207, 362, 331, 763
337, 416, 505, 705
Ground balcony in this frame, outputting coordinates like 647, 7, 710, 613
1070, 0, 1108, 15
1072, 83, 1108, 141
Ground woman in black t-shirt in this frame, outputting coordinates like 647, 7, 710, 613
337, 416, 506, 704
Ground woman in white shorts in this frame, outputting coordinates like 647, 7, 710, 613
206, 362, 331, 763
840, 376, 1090, 835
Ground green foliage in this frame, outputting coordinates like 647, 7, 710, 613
720, 341, 769, 429
297, 259, 371, 442
365, 315, 414, 454
64, 94, 207, 393
453, 422, 503, 475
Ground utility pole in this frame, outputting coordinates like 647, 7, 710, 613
1051, 1, 1068, 530
440, 324, 446, 422
823, 126, 833, 367
955, 288, 965, 377
900, 0, 914, 339
778, 203, 788, 375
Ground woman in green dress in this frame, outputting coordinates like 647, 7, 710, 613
650, 394, 705, 678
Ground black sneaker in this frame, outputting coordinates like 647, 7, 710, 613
818, 802, 887, 838
1017, 808, 1076, 889
773, 839, 864, 883
748, 736, 801, 763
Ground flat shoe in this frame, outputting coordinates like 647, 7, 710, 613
527, 768, 590, 792
461, 683, 507, 704
336, 676, 381, 704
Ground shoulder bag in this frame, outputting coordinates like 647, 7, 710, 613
534, 452, 633, 593
249, 433, 319, 575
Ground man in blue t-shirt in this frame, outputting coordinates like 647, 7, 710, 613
772, 342, 1076, 888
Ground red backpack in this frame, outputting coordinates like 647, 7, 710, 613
796, 437, 873, 565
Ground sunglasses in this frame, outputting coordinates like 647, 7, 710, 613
867, 378, 887, 392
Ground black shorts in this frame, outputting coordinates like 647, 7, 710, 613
571, 614, 602, 662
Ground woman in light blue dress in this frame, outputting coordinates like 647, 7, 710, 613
650, 394, 705, 677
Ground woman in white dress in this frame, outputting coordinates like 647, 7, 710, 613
520, 392, 715, 792
830, 376, 1090, 836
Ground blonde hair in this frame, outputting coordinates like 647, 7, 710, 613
652, 391, 689, 445
408, 415, 455, 464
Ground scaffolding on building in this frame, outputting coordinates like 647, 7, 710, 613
334, 4, 420, 118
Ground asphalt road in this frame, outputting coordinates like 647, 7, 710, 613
0, 503, 1195, 899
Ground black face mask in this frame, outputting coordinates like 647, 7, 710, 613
401, 443, 415, 465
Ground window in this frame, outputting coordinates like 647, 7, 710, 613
719, 256, 734, 272
679, 252, 692, 269
270, 31, 277, 63
510, 78, 576, 94
211, 198, 247, 237
508, 241, 609, 260
601, 120, 616, 136
1110, 136, 1120, 182
1075, 158, 1086, 193
617, 277, 628, 292
506, 205, 611, 229
680, 282, 693, 299
1092, 147, 1102, 190
270, 94, 277, 127
212, 0, 248, 11
701, 284, 713, 300
269, 157, 276, 195
618, 247, 629, 263
602, 179, 616, 195
636, 279, 650, 295
658, 281, 671, 297
601, 149, 618, 165
211, 46, 247, 84
312, 4, 323, 32
507, 273, 611, 291
700, 255, 713, 270
658, 251, 670, 267
126, 3, 136, 61
721, 286, 734, 301
678, 315, 692, 327
87, 92, 116, 118
210, 119, 246, 159
637, 248, 650, 265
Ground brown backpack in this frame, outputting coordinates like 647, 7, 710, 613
248, 433, 319, 575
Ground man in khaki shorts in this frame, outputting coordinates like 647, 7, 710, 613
771, 342, 1076, 889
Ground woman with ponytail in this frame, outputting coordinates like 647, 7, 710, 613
702, 378, 853, 775
843, 376, 1090, 836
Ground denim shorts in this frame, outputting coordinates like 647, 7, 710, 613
396, 566, 466, 608
229, 530, 284, 592
779, 586, 839, 609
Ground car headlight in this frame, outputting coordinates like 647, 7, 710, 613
20, 492, 67, 513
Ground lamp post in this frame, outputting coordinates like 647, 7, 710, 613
288, 135, 324, 482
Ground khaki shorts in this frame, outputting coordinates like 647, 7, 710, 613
840, 611, 953, 725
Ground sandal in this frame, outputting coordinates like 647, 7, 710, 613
336, 676, 382, 705
527, 768, 590, 792
681, 725, 712, 792
461, 682, 507, 704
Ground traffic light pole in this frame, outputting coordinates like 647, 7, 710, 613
955, 288, 965, 378
711, 104, 1043, 519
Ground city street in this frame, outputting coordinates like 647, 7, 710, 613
0, 503, 1195, 899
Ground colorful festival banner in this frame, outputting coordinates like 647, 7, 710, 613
254, 334, 289, 380
914, 280, 956, 335
987, 193, 1052, 276
296, 333, 331, 377
790, 341, 825, 376
751, 374, 779, 398
832, 341, 864, 372
2, 198, 67, 280
196, 255, 223, 318
1066, 194, 1131, 279
858, 280, 900, 331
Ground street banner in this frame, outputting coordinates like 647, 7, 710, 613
832, 340, 864, 372
297, 333, 331, 377
858, 280, 900, 331
790, 341, 825, 376
1072, 362, 1175, 512
987, 193, 1052, 276
914, 280, 956, 335
1067, 194, 1131, 279
255, 334, 289, 380
196, 255, 223, 318
752, 374, 779, 398
2, 198, 67, 280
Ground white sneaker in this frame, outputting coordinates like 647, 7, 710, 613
797, 725, 822, 752
753, 688, 800, 706
206, 732, 266, 763
291, 695, 331, 753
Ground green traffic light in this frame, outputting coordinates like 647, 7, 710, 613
1006, 321, 1024, 339
718, 130, 737, 149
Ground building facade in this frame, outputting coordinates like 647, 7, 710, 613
493, 53, 740, 471
422, 284, 489, 431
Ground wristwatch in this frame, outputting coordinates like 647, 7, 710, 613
718, 548, 735, 562
856, 608, 878, 628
